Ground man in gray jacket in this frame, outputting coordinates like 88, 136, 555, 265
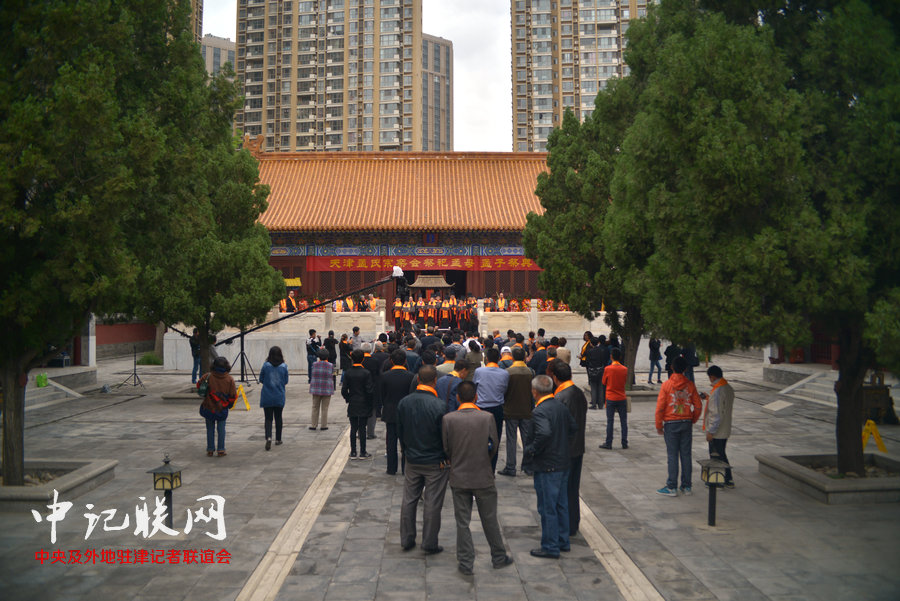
701, 365, 735, 488
442, 381, 513, 575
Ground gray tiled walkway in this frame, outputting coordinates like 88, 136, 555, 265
1, 354, 899, 600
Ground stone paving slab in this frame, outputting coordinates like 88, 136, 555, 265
2, 353, 900, 600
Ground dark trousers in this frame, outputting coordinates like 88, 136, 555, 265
589, 376, 605, 408
534, 469, 570, 555
349, 416, 367, 454
263, 406, 283, 442
663, 420, 693, 489
483, 405, 504, 472
567, 455, 583, 536
401, 463, 449, 550
386, 422, 400, 474
503, 418, 532, 473
708, 438, 734, 483
451, 485, 507, 571
605, 400, 628, 446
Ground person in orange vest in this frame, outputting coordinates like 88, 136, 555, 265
402, 298, 414, 331
446, 294, 457, 329
345, 296, 356, 312
333, 298, 345, 312
496, 293, 507, 312
280, 290, 297, 312
427, 295, 439, 327
415, 295, 426, 328
393, 297, 404, 331
367, 294, 378, 312
483, 296, 494, 313
437, 296, 452, 329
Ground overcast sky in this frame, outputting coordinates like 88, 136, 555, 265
202, 0, 512, 151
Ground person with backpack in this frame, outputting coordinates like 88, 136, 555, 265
306, 329, 321, 383
259, 346, 289, 450
198, 356, 237, 457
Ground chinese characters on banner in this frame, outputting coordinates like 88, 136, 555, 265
307, 256, 541, 271
34, 547, 231, 565
31, 490, 226, 544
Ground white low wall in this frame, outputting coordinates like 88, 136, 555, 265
164, 302, 386, 372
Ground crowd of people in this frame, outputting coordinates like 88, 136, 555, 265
193, 324, 735, 573
278, 290, 572, 318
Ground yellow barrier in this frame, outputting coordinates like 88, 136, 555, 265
862, 419, 887, 453
237, 385, 251, 411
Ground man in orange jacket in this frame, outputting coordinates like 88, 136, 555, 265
654, 356, 702, 497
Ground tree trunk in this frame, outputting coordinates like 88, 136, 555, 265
199, 320, 212, 379
1, 361, 29, 486
619, 306, 644, 392
835, 324, 867, 475
154, 321, 166, 360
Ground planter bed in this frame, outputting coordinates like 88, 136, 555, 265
0, 459, 117, 512
756, 453, 900, 504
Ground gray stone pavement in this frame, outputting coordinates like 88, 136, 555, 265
1, 353, 899, 600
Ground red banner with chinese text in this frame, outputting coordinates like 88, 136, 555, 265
306, 256, 541, 271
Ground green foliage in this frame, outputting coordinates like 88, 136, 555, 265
137, 352, 164, 366
611, 6, 813, 353
0, 0, 282, 484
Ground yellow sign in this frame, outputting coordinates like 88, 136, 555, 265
237, 385, 251, 411
862, 419, 887, 452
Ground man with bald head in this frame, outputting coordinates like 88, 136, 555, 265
397, 365, 449, 554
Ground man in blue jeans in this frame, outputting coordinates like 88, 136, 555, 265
525, 375, 577, 558
654, 356, 702, 496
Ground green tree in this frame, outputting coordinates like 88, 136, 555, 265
138, 141, 284, 373
523, 0, 700, 378
611, 0, 899, 474
523, 78, 648, 379
0, 0, 281, 485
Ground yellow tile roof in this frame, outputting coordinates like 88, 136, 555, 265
256, 151, 548, 232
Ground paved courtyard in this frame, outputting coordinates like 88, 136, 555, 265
1, 353, 898, 600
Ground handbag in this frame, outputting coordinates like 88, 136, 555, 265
197, 376, 210, 397
587, 366, 603, 379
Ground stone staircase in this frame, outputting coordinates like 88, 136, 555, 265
24, 376, 85, 410
780, 370, 900, 408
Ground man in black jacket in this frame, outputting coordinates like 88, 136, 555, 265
341, 349, 374, 459
585, 335, 610, 410
396, 366, 448, 554
549, 361, 588, 536
525, 375, 577, 559
380, 349, 415, 475
418, 325, 440, 355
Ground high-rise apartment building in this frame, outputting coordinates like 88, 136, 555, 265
421, 34, 453, 151
201, 34, 236, 77
511, 0, 650, 151
234, 0, 453, 153
190, 0, 203, 43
